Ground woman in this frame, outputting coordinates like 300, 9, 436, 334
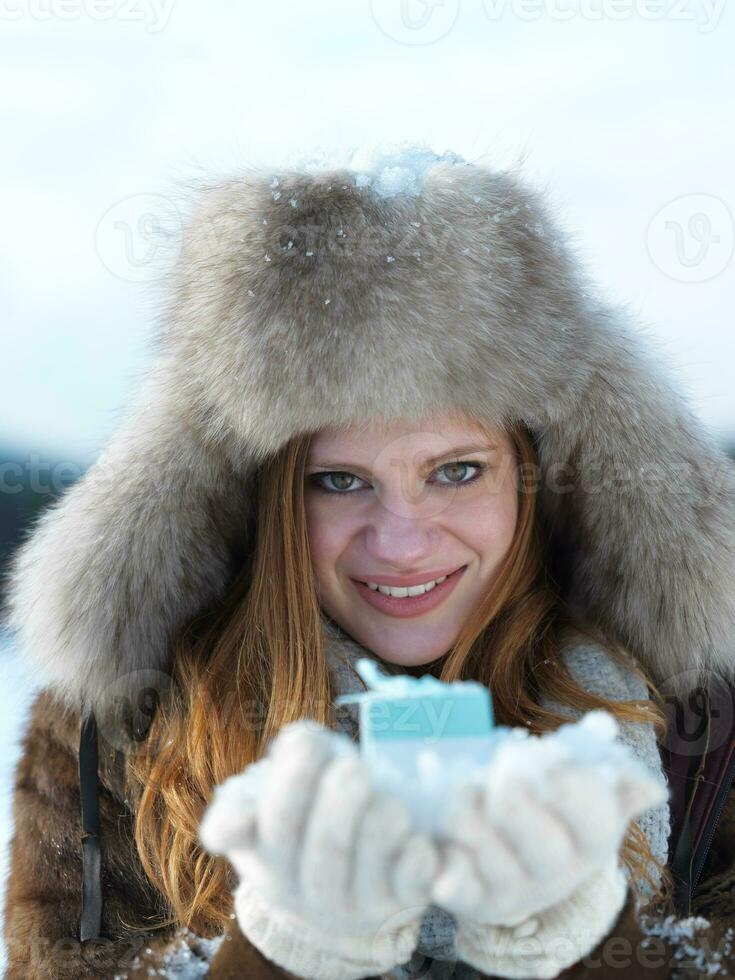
2, 149, 734, 979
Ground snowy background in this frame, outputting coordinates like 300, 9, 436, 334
1, 0, 734, 971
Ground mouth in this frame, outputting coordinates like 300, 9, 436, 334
351, 565, 467, 619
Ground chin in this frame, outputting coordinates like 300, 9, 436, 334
369, 625, 456, 661
367, 636, 450, 672
330, 604, 455, 666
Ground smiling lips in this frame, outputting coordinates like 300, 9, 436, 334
352, 565, 467, 618
357, 565, 463, 591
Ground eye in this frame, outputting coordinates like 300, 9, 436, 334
308, 471, 368, 494
307, 461, 486, 495
433, 461, 486, 488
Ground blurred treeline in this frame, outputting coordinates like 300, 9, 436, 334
0, 445, 84, 608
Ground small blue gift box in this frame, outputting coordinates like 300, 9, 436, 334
335, 658, 511, 834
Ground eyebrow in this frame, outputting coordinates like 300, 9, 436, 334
307, 442, 498, 471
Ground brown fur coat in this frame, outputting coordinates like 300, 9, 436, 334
4, 685, 734, 979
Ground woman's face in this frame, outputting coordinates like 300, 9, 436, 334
304, 413, 519, 670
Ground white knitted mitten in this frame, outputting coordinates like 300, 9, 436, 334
453, 855, 628, 978
233, 875, 422, 980
430, 711, 668, 978
199, 719, 439, 980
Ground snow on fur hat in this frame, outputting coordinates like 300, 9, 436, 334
2, 146, 734, 725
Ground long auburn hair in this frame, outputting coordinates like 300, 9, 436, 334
125, 415, 675, 936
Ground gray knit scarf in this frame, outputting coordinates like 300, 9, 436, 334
321, 612, 671, 978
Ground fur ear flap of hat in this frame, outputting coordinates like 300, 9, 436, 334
2, 149, 734, 723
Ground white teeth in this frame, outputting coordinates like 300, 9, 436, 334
366, 573, 449, 597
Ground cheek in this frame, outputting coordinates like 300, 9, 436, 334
454, 486, 518, 559
304, 497, 356, 574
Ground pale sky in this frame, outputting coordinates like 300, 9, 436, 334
1, 0, 734, 470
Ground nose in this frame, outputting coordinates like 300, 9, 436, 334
361, 501, 440, 570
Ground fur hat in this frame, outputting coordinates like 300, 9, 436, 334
3, 148, 734, 724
